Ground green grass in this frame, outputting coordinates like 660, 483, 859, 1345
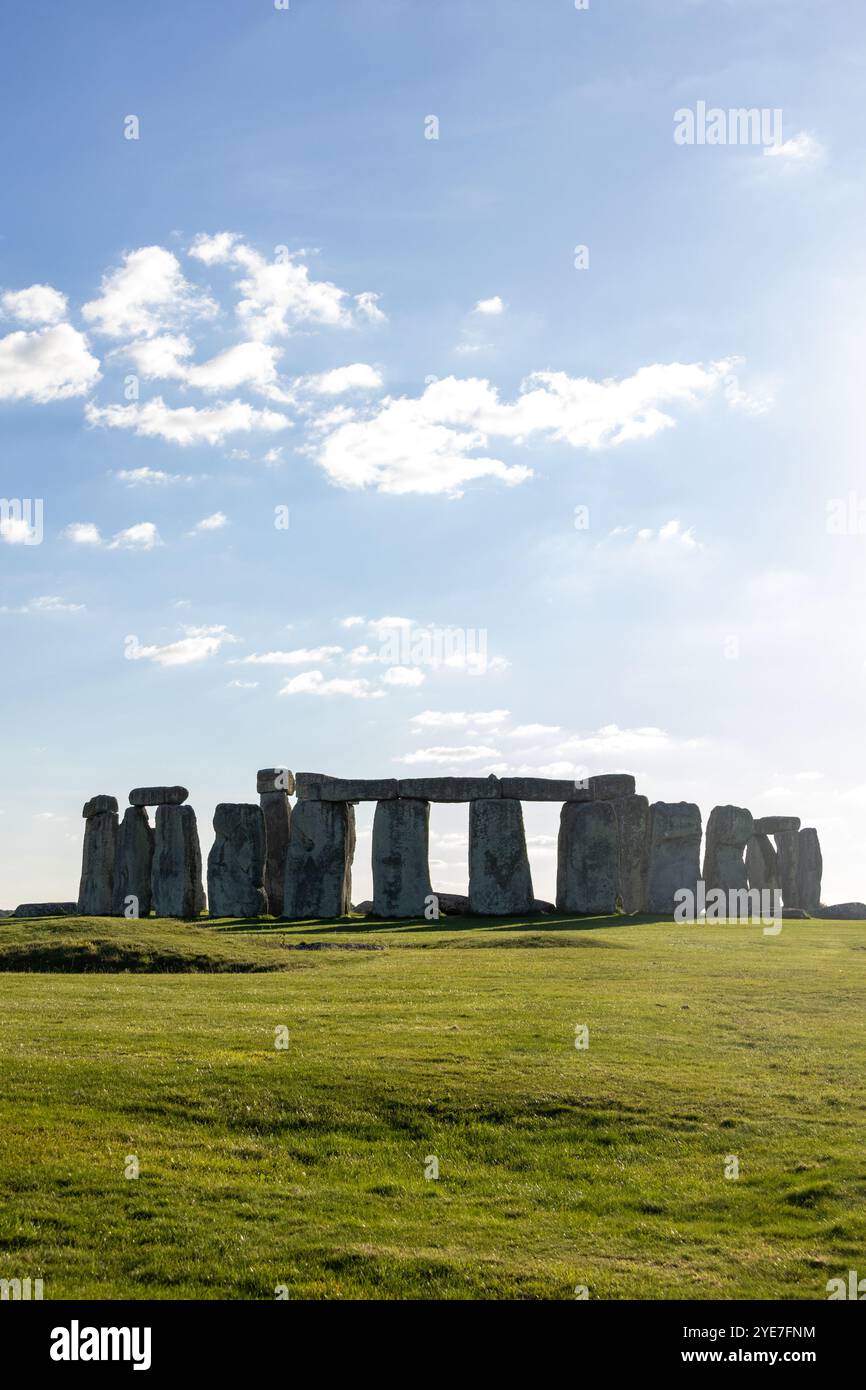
1, 911, 864, 1300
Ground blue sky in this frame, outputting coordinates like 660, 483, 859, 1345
2, 0, 865, 907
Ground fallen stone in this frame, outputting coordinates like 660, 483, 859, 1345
257, 768, 295, 795
774, 829, 800, 909
613, 794, 650, 913
556, 801, 618, 914
812, 902, 866, 919
113, 807, 154, 917
468, 799, 534, 915
260, 791, 291, 914
82, 795, 118, 819
152, 805, 205, 919
782, 908, 810, 919
797, 828, 823, 915
499, 777, 590, 802
533, 898, 557, 914
372, 798, 432, 918
295, 773, 397, 801
746, 833, 779, 894
433, 892, 470, 916
702, 805, 753, 895
13, 902, 78, 917
590, 774, 636, 801
128, 786, 188, 807
398, 776, 501, 803
77, 810, 118, 914
753, 815, 800, 834
646, 802, 702, 915
352, 900, 374, 914
207, 804, 268, 918
283, 800, 355, 918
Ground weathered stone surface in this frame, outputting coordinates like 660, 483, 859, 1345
352, 900, 374, 914
590, 774, 636, 802
782, 908, 809, 919
746, 833, 779, 894
753, 815, 800, 834
260, 791, 291, 914
613, 794, 650, 913
13, 902, 78, 917
797, 828, 822, 914
113, 807, 154, 917
77, 810, 118, 914
398, 776, 501, 803
533, 898, 557, 914
813, 902, 866, 919
702, 805, 753, 896
295, 773, 397, 801
283, 800, 355, 919
207, 804, 267, 918
152, 805, 205, 919
257, 768, 295, 795
556, 801, 618, 914
432, 892, 470, 916
82, 795, 118, 819
646, 802, 702, 915
499, 777, 590, 802
775, 829, 800, 909
468, 799, 534, 915
128, 786, 188, 807
372, 798, 432, 918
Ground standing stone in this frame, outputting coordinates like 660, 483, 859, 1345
646, 802, 702, 915
613, 795, 650, 913
113, 807, 154, 917
283, 800, 355, 919
372, 798, 432, 918
556, 801, 618, 914
207, 804, 267, 918
152, 805, 205, 919
797, 828, 822, 914
775, 829, 800, 909
468, 799, 534, 916
702, 805, 753, 896
746, 833, 779, 895
260, 791, 291, 915
78, 810, 118, 915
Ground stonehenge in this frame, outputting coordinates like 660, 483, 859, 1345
73, 766, 828, 921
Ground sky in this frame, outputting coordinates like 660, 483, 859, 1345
2, 0, 866, 908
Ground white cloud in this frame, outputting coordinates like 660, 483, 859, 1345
1, 284, 68, 326
473, 296, 505, 315
383, 665, 425, 687
631, 518, 701, 551
302, 363, 383, 395
82, 246, 216, 339
0, 323, 101, 402
120, 335, 284, 396
764, 131, 824, 164
396, 744, 502, 765
191, 511, 228, 533
85, 396, 291, 446
240, 646, 343, 666
125, 624, 236, 667
410, 709, 509, 729
278, 669, 384, 698
508, 723, 561, 738
63, 522, 102, 546
0, 594, 85, 615
63, 520, 161, 550
0, 516, 38, 544
228, 679, 258, 689
114, 466, 195, 486
340, 615, 366, 628
557, 724, 703, 757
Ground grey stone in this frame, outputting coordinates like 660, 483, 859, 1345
283, 800, 355, 918
257, 768, 295, 795
77, 810, 118, 914
352, 900, 374, 914
207, 804, 267, 918
702, 805, 753, 895
533, 898, 557, 914
774, 829, 800, 909
813, 902, 866, 920
468, 799, 534, 915
590, 774, 636, 801
613, 794, 650, 913
113, 807, 154, 916
646, 802, 702, 915
782, 908, 809, 919
797, 828, 823, 915
82, 794, 118, 819
433, 892, 470, 916
260, 791, 291, 914
372, 798, 432, 918
746, 833, 779, 894
152, 805, 205, 919
556, 801, 618, 914
499, 777, 590, 802
13, 902, 78, 917
295, 773, 396, 802
397, 776, 501, 803
128, 785, 188, 807
753, 815, 800, 834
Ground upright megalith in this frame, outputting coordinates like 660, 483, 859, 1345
702, 805, 753, 896
613, 795, 650, 913
259, 772, 292, 915
113, 807, 154, 917
746, 833, 779, 895
152, 805, 205, 919
646, 802, 702, 915
207, 803, 267, 918
468, 798, 534, 916
78, 797, 119, 915
283, 800, 355, 919
372, 798, 432, 918
775, 829, 800, 909
556, 801, 618, 914
797, 828, 822, 914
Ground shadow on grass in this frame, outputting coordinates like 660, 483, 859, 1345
210, 912, 667, 939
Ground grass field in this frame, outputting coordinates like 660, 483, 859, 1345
1, 910, 864, 1300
